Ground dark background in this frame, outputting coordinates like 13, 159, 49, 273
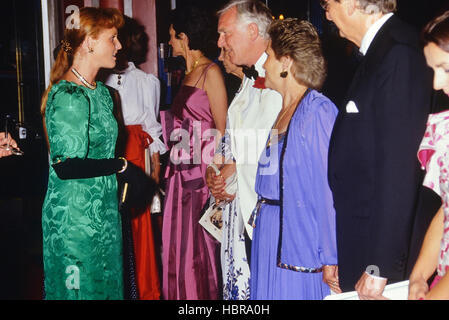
0, 0, 449, 300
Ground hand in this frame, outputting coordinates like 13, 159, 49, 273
206, 165, 221, 192
0, 132, 19, 158
355, 272, 389, 300
206, 163, 236, 202
408, 277, 429, 300
323, 265, 342, 294
206, 167, 230, 201
214, 189, 236, 204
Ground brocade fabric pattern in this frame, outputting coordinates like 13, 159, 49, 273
42, 81, 123, 300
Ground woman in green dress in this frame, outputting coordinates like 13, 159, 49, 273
40, 7, 136, 300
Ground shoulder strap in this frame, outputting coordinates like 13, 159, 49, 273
193, 63, 215, 89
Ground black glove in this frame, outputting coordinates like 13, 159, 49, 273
53, 157, 123, 180
117, 161, 157, 213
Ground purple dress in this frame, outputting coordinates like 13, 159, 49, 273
250, 90, 338, 300
160, 64, 220, 300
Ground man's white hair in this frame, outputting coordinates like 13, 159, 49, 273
218, 0, 273, 39
356, 0, 397, 15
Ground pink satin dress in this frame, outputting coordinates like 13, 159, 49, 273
160, 64, 220, 300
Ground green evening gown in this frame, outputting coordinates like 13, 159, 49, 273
42, 80, 123, 300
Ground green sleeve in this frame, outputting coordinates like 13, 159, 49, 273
46, 85, 90, 165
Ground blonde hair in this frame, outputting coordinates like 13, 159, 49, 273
40, 7, 124, 116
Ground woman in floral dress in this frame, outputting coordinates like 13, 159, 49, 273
409, 10, 449, 300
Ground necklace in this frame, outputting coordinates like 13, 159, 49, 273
273, 96, 302, 131
267, 88, 309, 148
71, 68, 97, 90
185, 56, 203, 76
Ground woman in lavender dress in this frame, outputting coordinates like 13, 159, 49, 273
250, 19, 341, 300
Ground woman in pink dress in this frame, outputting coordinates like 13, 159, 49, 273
160, 6, 228, 300
409, 11, 449, 300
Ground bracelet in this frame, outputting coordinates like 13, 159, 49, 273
118, 157, 128, 174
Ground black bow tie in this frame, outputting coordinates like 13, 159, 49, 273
242, 65, 259, 80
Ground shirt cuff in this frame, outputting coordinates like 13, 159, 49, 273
365, 271, 387, 281
149, 138, 167, 155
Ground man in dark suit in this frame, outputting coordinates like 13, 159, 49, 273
323, 0, 437, 298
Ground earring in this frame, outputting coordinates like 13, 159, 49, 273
88, 47, 94, 53
280, 71, 288, 78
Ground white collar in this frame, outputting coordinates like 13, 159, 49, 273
111, 62, 136, 76
254, 52, 267, 77
359, 13, 394, 56
124, 62, 136, 73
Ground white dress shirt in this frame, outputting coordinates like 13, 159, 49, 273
359, 13, 394, 56
227, 52, 283, 239
105, 62, 167, 155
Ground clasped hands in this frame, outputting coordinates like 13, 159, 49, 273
206, 162, 236, 203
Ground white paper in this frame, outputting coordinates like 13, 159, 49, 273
324, 280, 409, 300
199, 202, 223, 243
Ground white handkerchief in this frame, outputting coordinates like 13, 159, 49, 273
346, 100, 359, 113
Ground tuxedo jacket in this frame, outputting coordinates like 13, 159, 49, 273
328, 16, 435, 291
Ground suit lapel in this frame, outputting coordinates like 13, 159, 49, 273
330, 16, 399, 158
344, 16, 398, 104
362, 15, 397, 73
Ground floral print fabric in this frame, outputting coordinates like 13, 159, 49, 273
418, 110, 449, 278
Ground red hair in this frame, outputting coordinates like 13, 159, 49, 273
40, 7, 124, 116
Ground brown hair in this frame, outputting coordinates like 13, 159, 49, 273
40, 7, 124, 116
268, 18, 326, 90
422, 10, 449, 53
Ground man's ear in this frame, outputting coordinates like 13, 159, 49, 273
248, 22, 260, 41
